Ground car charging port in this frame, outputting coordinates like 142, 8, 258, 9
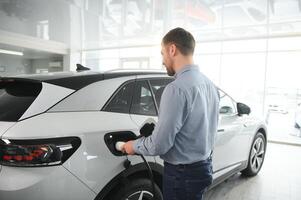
104, 131, 137, 156
104, 120, 157, 200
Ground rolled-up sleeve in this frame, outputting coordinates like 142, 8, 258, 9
133, 84, 188, 156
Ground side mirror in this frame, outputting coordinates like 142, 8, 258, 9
237, 102, 251, 116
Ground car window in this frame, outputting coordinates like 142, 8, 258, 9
0, 81, 42, 122
104, 81, 135, 114
219, 90, 236, 115
149, 78, 173, 109
131, 81, 157, 116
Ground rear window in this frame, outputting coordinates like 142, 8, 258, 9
0, 79, 42, 122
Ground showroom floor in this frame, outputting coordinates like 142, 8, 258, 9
204, 143, 301, 200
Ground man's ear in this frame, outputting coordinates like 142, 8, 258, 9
169, 44, 176, 57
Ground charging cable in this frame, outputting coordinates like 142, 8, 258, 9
115, 142, 156, 200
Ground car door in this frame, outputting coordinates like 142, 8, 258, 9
212, 90, 245, 175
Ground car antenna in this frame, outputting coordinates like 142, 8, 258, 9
76, 63, 90, 72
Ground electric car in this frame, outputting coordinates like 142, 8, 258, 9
0, 69, 267, 200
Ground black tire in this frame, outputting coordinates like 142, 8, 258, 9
113, 178, 163, 200
241, 132, 266, 177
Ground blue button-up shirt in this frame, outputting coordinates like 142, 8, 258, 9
133, 65, 220, 165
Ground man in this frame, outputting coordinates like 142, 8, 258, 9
122, 27, 220, 200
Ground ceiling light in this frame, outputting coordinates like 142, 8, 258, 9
0, 49, 23, 56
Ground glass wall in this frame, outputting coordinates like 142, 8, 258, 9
1, 0, 301, 143
79, 0, 301, 144
0, 0, 74, 44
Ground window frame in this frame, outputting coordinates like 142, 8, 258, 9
102, 77, 174, 116
101, 79, 136, 114
218, 89, 238, 116
129, 79, 158, 117
148, 78, 174, 112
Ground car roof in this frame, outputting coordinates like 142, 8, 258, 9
3, 70, 168, 90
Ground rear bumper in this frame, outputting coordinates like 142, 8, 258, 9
0, 165, 96, 200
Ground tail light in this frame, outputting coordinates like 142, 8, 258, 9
0, 137, 81, 167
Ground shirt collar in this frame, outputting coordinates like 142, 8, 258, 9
174, 64, 198, 79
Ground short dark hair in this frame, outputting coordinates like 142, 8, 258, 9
162, 27, 195, 56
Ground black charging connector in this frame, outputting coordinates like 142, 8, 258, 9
139, 122, 155, 137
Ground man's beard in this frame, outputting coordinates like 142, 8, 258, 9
166, 68, 175, 76
164, 64, 175, 76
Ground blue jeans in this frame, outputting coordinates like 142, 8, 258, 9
163, 158, 213, 200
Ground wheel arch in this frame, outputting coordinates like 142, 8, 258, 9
256, 126, 267, 147
246, 126, 267, 162
241, 126, 267, 176
94, 162, 163, 200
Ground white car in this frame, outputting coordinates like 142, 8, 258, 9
0, 70, 267, 200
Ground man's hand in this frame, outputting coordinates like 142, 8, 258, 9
122, 140, 135, 155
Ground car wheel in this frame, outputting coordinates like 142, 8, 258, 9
295, 123, 300, 129
113, 178, 163, 200
241, 132, 266, 177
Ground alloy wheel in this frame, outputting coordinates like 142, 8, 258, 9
250, 137, 265, 172
126, 190, 153, 200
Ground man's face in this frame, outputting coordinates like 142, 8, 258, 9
161, 43, 175, 76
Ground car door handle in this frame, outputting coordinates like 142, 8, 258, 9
217, 129, 225, 132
